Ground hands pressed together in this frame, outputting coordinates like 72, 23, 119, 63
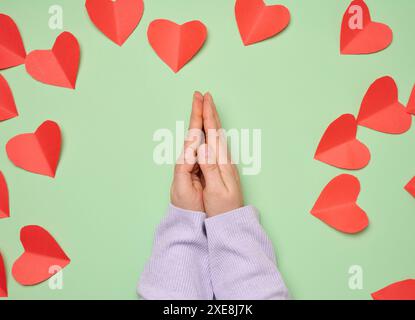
138, 92, 290, 300
171, 92, 244, 217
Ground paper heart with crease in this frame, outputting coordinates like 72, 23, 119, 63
341, 0, 393, 54
147, 19, 207, 73
0, 75, 18, 121
372, 279, 415, 300
6, 120, 61, 178
0, 172, 10, 219
311, 174, 369, 234
0, 252, 7, 297
357, 76, 412, 134
12, 225, 70, 286
405, 177, 415, 198
85, 0, 144, 46
25, 32, 80, 89
406, 85, 415, 115
314, 114, 370, 170
235, 0, 290, 46
0, 14, 26, 69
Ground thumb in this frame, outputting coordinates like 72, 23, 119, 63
197, 144, 224, 189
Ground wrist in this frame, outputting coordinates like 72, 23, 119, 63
205, 202, 244, 218
170, 202, 205, 214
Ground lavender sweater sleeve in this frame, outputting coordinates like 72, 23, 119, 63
138, 204, 290, 300
137, 205, 214, 300
205, 206, 290, 300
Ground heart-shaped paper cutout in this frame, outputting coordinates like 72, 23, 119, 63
12, 225, 70, 286
0, 74, 18, 121
6, 120, 61, 178
372, 279, 415, 300
311, 174, 369, 234
341, 0, 393, 54
314, 114, 370, 170
405, 177, 415, 198
235, 0, 290, 46
0, 14, 26, 69
0, 172, 10, 219
406, 85, 415, 115
357, 76, 412, 134
0, 252, 7, 297
147, 19, 207, 73
25, 32, 80, 89
85, 0, 144, 46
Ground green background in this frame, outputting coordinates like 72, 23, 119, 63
0, 0, 414, 300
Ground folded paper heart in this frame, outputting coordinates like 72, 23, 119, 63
314, 114, 370, 170
311, 174, 369, 234
357, 76, 412, 134
6, 120, 61, 178
235, 0, 290, 46
0, 14, 26, 69
25, 32, 80, 89
0, 75, 18, 121
407, 85, 415, 115
12, 225, 70, 286
85, 0, 144, 46
0, 172, 10, 219
405, 177, 415, 198
0, 252, 7, 297
147, 19, 207, 73
341, 0, 393, 54
372, 279, 415, 300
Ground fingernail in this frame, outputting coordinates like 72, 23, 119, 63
194, 91, 203, 100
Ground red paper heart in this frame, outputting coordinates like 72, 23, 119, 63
314, 114, 370, 170
405, 177, 415, 198
235, 0, 290, 46
85, 0, 144, 46
0, 75, 18, 121
407, 85, 415, 115
6, 121, 61, 178
0, 14, 26, 69
311, 174, 369, 234
357, 76, 412, 134
372, 279, 415, 300
25, 32, 80, 89
147, 19, 207, 73
0, 252, 7, 297
0, 172, 10, 219
341, 0, 392, 54
12, 225, 70, 286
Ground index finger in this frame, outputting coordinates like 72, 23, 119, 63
176, 92, 205, 173
203, 93, 236, 182
189, 91, 204, 130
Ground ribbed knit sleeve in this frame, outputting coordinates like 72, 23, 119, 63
137, 204, 213, 300
205, 206, 290, 300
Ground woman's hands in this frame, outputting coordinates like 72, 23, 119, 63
170, 92, 244, 217
171, 92, 205, 212
197, 93, 244, 217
